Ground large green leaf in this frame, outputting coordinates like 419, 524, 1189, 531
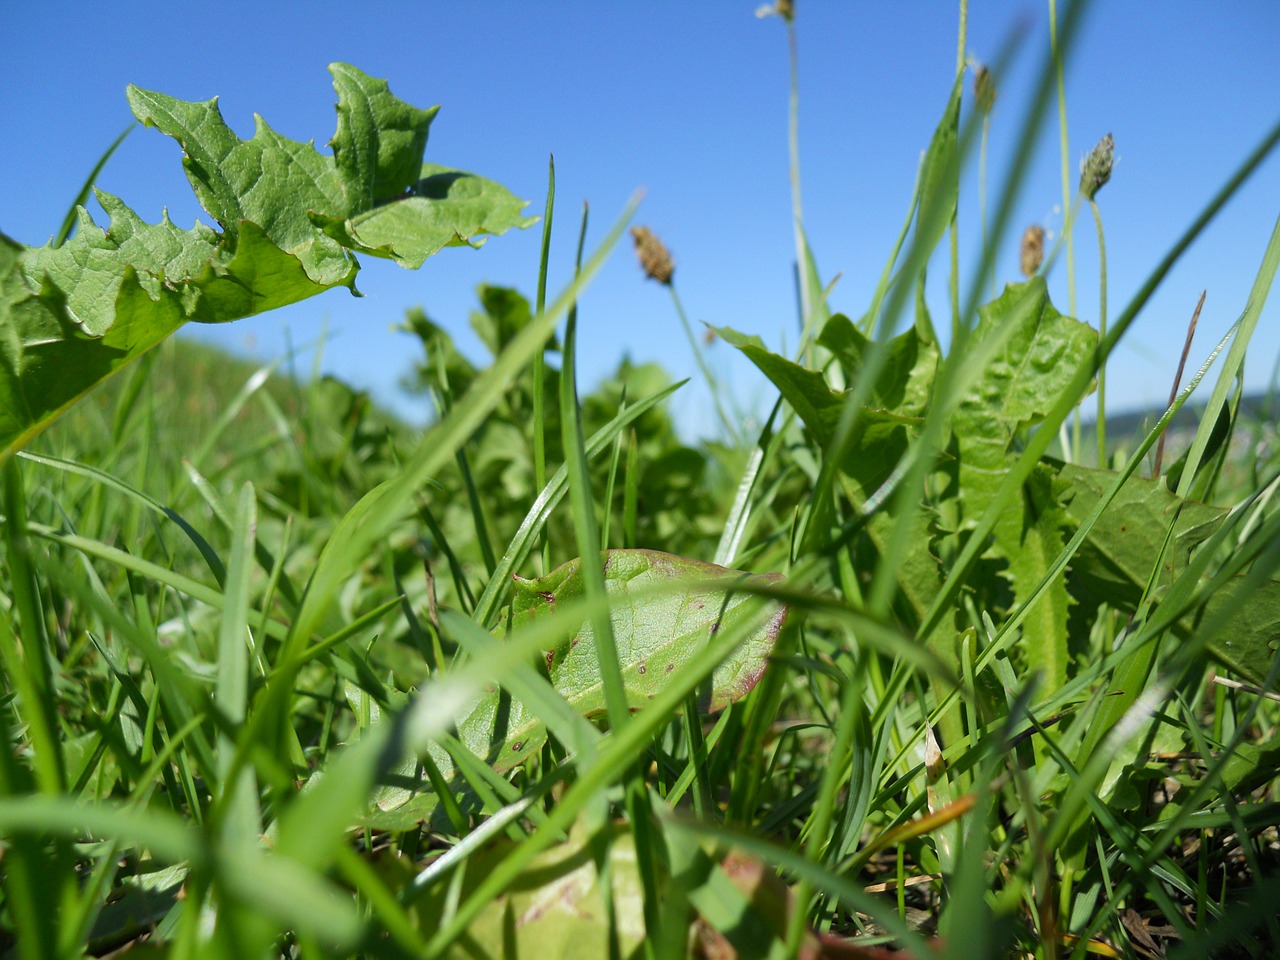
717, 319, 946, 636
411, 819, 828, 960
362, 550, 789, 829
950, 278, 1097, 692
413, 822, 648, 960
314, 164, 537, 269
1, 63, 533, 461
714, 322, 930, 496
1053, 460, 1280, 684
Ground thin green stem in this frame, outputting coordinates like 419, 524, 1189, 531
785, 16, 811, 360
1050, 0, 1077, 320
981, 115, 993, 297
1, 459, 65, 796
533, 156, 556, 574
949, 0, 967, 340
669, 284, 736, 441
1090, 197, 1108, 465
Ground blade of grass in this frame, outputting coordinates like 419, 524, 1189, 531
20, 449, 227, 586
915, 108, 1280, 646
533, 155, 556, 574
212, 483, 262, 842
600, 388, 626, 548
559, 204, 661, 949
471, 379, 684, 627
559, 202, 629, 730
53, 125, 133, 247
282, 192, 641, 661
623, 427, 639, 549
1175, 208, 1280, 499
2, 458, 65, 795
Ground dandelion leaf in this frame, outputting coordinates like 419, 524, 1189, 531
363, 550, 788, 830
0, 64, 532, 462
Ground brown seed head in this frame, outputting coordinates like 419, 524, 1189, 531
631, 226, 675, 285
1020, 225, 1045, 277
973, 63, 996, 114
1079, 132, 1115, 201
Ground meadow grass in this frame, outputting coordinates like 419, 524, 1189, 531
2, 2, 1280, 958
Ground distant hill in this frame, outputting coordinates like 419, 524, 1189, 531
1098, 391, 1276, 441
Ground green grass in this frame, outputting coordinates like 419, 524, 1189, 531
3, 5, 1280, 959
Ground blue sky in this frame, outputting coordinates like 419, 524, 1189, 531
4, 3, 1279, 438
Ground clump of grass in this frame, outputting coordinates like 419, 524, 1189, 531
3, 5, 1280, 959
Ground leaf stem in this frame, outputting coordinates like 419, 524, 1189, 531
668, 283, 737, 442
1090, 196, 1108, 465
1153, 290, 1205, 479
1050, 0, 1076, 320
949, 0, 967, 340
787, 16, 808, 345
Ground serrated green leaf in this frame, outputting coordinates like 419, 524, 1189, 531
23, 192, 219, 335
1006, 466, 1076, 691
329, 62, 439, 209
714, 324, 924, 496
126, 83, 353, 283
0, 247, 184, 456
1052, 459, 1280, 684
321, 164, 538, 268
950, 279, 1097, 692
366, 550, 787, 829
816, 313, 937, 415
716, 322, 946, 638
953, 278, 1098, 466
1, 63, 532, 462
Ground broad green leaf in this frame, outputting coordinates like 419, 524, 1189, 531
315, 164, 538, 269
1053, 461, 1225, 608
1053, 459, 1280, 684
949, 279, 1097, 692
412, 820, 815, 960
365, 550, 788, 829
717, 320, 946, 633
413, 821, 648, 960
1, 63, 532, 462
1199, 579, 1280, 685
714, 322, 926, 496
816, 313, 937, 416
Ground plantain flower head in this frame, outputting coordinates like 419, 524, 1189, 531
1079, 133, 1115, 201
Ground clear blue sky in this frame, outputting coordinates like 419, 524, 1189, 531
4, 3, 1279, 438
